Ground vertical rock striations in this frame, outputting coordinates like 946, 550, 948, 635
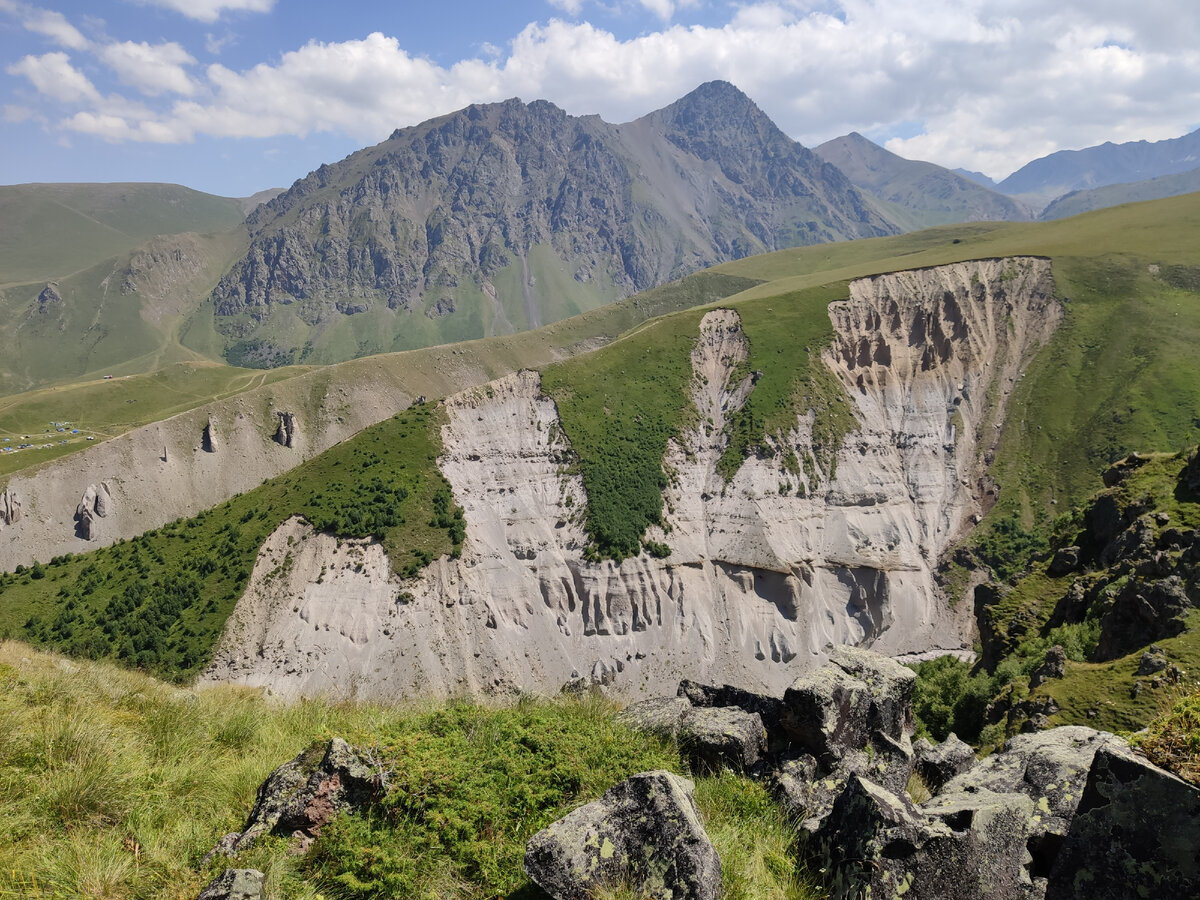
204, 257, 1060, 702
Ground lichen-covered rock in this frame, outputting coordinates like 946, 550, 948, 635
1047, 745, 1200, 898
208, 738, 382, 857
679, 705, 766, 772
524, 770, 721, 900
939, 726, 1124, 856
782, 645, 915, 764
677, 679, 786, 748
197, 868, 264, 900
615, 697, 691, 738
811, 776, 1037, 900
913, 733, 976, 793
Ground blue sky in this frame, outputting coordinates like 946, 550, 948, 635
2, 0, 1198, 197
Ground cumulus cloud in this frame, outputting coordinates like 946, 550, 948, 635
22, 8, 89, 49
99, 41, 197, 96
13, 0, 1200, 179
8, 51, 101, 104
134, 0, 275, 24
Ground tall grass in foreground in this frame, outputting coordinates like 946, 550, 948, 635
0, 642, 819, 899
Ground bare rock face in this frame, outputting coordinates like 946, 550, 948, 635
203, 258, 1058, 703
74, 482, 113, 540
210, 82, 894, 368
203, 418, 219, 453
1047, 746, 1200, 898
524, 770, 721, 900
272, 412, 298, 448
0, 488, 20, 530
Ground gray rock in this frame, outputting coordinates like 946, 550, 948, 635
1047, 546, 1080, 577
939, 726, 1125, 853
913, 733, 976, 793
524, 770, 721, 900
615, 696, 691, 738
208, 738, 383, 858
782, 644, 915, 764
679, 706, 766, 772
1028, 644, 1067, 688
1047, 745, 1200, 898
0, 488, 20, 529
676, 679, 786, 748
273, 411, 299, 448
1136, 646, 1168, 675
811, 776, 1036, 900
1094, 574, 1194, 660
197, 868, 264, 900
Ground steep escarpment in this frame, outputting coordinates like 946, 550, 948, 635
208, 81, 895, 367
203, 257, 1057, 701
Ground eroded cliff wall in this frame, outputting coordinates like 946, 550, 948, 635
202, 257, 1057, 700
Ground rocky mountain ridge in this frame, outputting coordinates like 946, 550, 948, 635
207, 81, 895, 367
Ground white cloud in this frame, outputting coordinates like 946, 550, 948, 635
134, 0, 275, 24
547, 0, 584, 14
99, 41, 197, 96
8, 51, 101, 104
22, 9, 89, 49
27, 0, 1200, 181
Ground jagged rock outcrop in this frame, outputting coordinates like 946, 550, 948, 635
73, 482, 113, 540
1046, 745, 1200, 898
618, 697, 767, 772
0, 488, 20, 530
812, 776, 1037, 900
272, 412, 299, 449
912, 733, 976, 792
202, 418, 219, 453
203, 258, 1059, 701
207, 738, 383, 858
610, 649, 1197, 900
524, 770, 721, 900
210, 82, 895, 366
34, 282, 63, 312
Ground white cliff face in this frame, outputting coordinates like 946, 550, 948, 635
202, 258, 1057, 701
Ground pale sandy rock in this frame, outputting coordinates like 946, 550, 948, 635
202, 259, 1058, 701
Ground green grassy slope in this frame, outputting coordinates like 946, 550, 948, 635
1041, 176, 1200, 221
0, 226, 250, 396
0, 642, 817, 900
0, 405, 462, 680
0, 183, 245, 286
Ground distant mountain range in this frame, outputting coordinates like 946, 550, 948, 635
998, 129, 1200, 206
205, 81, 896, 368
3, 83, 1200, 385
814, 133, 1032, 230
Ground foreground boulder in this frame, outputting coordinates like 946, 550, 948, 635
197, 869, 264, 900
617, 696, 766, 772
208, 738, 384, 858
939, 727, 1123, 845
782, 645, 915, 764
1047, 746, 1200, 898
524, 770, 721, 900
811, 776, 1036, 900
